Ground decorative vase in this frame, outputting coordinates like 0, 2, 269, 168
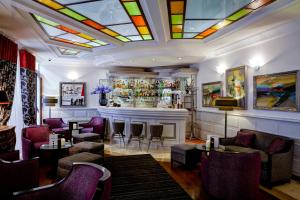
99, 93, 107, 106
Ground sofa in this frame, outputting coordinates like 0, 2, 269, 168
219, 129, 294, 187
201, 150, 261, 200
22, 125, 51, 160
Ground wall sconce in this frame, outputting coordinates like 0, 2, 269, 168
67, 71, 79, 81
249, 56, 264, 71
216, 64, 226, 75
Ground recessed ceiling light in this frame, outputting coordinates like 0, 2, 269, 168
152, 58, 156, 61
177, 57, 182, 60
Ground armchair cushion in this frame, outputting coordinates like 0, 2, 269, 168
25, 127, 49, 143
33, 141, 49, 150
267, 138, 286, 154
234, 131, 255, 147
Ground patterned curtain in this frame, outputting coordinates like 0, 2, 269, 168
19, 50, 37, 125
0, 34, 18, 125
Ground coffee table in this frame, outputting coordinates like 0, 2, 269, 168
40, 142, 72, 177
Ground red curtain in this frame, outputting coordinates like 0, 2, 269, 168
0, 34, 18, 63
19, 49, 35, 71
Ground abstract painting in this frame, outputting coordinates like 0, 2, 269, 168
60, 82, 86, 107
226, 66, 247, 109
254, 71, 300, 112
202, 81, 222, 107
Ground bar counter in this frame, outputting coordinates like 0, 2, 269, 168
97, 107, 189, 146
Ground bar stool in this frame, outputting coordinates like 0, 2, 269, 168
147, 124, 164, 151
127, 123, 144, 150
111, 121, 125, 147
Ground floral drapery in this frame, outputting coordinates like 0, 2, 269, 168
19, 49, 37, 125
0, 34, 18, 125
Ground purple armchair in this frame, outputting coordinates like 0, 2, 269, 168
80, 117, 106, 140
22, 125, 50, 160
201, 150, 261, 200
0, 155, 39, 200
13, 162, 112, 200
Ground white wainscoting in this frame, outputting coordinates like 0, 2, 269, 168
42, 107, 99, 122
196, 110, 300, 177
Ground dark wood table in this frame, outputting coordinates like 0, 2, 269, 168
40, 142, 72, 178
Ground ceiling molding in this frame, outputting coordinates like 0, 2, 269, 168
11, 0, 124, 46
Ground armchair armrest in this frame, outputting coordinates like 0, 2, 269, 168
0, 150, 20, 161
219, 137, 236, 146
22, 137, 32, 160
79, 123, 91, 128
268, 149, 293, 183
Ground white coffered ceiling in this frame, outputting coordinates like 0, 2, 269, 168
0, 0, 299, 68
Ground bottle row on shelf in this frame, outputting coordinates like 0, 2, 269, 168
111, 79, 182, 90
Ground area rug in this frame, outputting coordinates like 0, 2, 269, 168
104, 154, 192, 200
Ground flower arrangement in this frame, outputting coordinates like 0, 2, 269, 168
91, 85, 112, 94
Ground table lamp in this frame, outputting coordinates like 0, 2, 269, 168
215, 97, 238, 138
43, 96, 58, 118
0, 90, 11, 126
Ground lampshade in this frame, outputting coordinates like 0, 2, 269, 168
0, 90, 10, 105
215, 97, 238, 111
43, 96, 58, 106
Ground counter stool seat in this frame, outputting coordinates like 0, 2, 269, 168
128, 123, 144, 150
58, 152, 102, 178
72, 132, 100, 143
148, 124, 164, 151
111, 122, 125, 147
171, 144, 201, 168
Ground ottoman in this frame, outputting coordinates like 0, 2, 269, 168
57, 152, 102, 177
171, 144, 201, 168
72, 132, 100, 143
69, 141, 104, 157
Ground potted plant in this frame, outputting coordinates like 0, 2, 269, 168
91, 85, 112, 106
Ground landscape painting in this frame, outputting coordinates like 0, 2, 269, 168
202, 81, 222, 107
226, 66, 247, 109
254, 71, 299, 112
60, 82, 86, 107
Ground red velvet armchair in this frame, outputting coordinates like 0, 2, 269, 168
0, 151, 39, 200
13, 162, 112, 200
22, 125, 50, 160
201, 150, 261, 200
80, 117, 106, 140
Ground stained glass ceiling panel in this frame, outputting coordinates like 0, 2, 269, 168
33, 0, 153, 42
58, 47, 80, 55
168, 0, 277, 39
33, 14, 108, 48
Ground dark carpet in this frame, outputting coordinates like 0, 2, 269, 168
104, 154, 192, 200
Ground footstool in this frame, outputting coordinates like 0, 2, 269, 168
171, 144, 201, 168
72, 132, 100, 143
69, 141, 104, 157
57, 152, 102, 177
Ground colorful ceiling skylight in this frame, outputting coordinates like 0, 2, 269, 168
32, 14, 108, 48
58, 47, 80, 55
33, 0, 153, 42
168, 0, 276, 39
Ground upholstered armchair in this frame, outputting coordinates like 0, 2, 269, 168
0, 156, 39, 199
79, 117, 106, 140
13, 162, 112, 200
22, 125, 50, 160
201, 150, 261, 200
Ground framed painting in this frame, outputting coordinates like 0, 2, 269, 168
202, 81, 223, 107
60, 82, 86, 107
254, 71, 300, 112
225, 66, 247, 109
